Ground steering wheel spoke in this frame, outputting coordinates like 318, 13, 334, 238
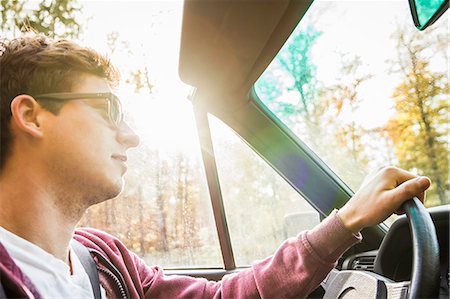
322, 269, 410, 298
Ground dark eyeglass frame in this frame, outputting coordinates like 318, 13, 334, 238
33, 92, 123, 128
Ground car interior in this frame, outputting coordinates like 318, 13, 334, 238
7, 0, 440, 298
5, 0, 444, 298
176, 0, 449, 298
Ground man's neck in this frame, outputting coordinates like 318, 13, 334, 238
0, 169, 84, 265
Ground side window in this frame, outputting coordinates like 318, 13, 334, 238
79, 99, 222, 269
209, 114, 319, 266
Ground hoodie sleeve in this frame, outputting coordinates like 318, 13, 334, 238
74, 210, 361, 299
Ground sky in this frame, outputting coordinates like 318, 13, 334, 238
77, 0, 196, 153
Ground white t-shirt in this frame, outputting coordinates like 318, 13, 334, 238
0, 226, 107, 299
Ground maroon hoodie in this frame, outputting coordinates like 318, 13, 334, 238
0, 211, 360, 298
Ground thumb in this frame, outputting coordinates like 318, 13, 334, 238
388, 176, 431, 207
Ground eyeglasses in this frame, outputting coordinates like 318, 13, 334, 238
33, 92, 123, 128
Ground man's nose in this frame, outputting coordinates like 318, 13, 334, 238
116, 121, 140, 148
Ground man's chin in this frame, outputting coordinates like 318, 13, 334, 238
105, 182, 124, 200
87, 180, 124, 206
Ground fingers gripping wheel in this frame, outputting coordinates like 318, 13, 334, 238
323, 197, 440, 299
402, 197, 440, 299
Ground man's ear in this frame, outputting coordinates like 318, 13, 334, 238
10, 94, 45, 138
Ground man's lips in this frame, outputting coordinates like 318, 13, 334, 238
112, 155, 128, 173
112, 154, 127, 162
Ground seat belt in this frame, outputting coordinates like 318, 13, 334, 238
71, 240, 102, 299
0, 282, 7, 299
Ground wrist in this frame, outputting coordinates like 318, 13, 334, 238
337, 206, 363, 234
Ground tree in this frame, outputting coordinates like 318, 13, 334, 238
255, 25, 372, 189
256, 25, 321, 124
386, 26, 449, 206
277, 25, 321, 121
106, 31, 154, 94
1, 0, 82, 38
326, 54, 373, 165
256, 25, 329, 154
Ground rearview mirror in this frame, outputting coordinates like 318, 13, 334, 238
409, 0, 449, 30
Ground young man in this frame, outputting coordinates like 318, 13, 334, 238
0, 34, 431, 298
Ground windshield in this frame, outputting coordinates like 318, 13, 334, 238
255, 0, 449, 216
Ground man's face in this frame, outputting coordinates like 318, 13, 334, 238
40, 74, 139, 207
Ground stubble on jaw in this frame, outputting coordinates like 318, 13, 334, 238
46, 161, 124, 223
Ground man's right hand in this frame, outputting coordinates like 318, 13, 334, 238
337, 166, 431, 233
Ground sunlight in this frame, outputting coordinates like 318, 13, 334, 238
120, 86, 198, 154
78, 0, 199, 153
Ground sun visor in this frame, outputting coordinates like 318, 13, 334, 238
179, 0, 313, 106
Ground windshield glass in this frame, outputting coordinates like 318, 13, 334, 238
255, 0, 449, 215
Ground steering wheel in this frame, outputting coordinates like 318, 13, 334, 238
322, 197, 440, 298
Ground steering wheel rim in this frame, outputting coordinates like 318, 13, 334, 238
402, 196, 440, 299
323, 197, 440, 298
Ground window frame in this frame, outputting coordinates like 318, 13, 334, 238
189, 87, 387, 272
